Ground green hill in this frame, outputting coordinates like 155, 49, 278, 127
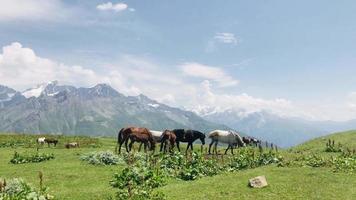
291, 130, 356, 153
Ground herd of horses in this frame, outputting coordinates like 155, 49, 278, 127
35, 127, 262, 154
116, 127, 262, 155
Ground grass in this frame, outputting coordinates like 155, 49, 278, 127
159, 166, 356, 200
1, 131, 356, 199
291, 130, 356, 153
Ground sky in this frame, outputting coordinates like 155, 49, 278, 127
0, 0, 356, 121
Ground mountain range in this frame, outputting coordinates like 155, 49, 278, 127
1, 81, 355, 147
0, 81, 227, 137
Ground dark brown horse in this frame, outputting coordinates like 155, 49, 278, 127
160, 130, 177, 153
117, 127, 155, 154
44, 138, 58, 147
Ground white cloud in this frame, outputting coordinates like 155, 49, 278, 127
96, 2, 128, 12
0, 42, 138, 95
181, 62, 239, 87
2, 42, 355, 122
187, 80, 311, 119
214, 32, 239, 44
0, 0, 64, 21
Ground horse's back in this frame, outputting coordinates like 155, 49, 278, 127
150, 130, 163, 137
209, 130, 230, 137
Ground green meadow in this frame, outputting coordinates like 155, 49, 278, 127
1, 131, 356, 200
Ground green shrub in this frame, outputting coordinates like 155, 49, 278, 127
228, 149, 282, 171
110, 157, 166, 200
81, 151, 121, 165
325, 139, 343, 153
0, 178, 54, 200
10, 152, 55, 164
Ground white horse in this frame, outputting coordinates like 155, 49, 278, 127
37, 137, 46, 145
138, 130, 163, 151
208, 130, 245, 154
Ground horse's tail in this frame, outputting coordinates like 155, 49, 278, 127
117, 128, 124, 144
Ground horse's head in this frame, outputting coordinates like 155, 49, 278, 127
199, 133, 206, 145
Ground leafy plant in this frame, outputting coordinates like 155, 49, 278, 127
81, 151, 121, 165
325, 139, 343, 153
10, 152, 55, 164
0, 177, 54, 200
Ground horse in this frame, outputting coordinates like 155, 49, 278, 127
208, 130, 245, 155
37, 137, 46, 145
44, 138, 58, 147
160, 130, 177, 153
170, 129, 205, 153
243, 136, 261, 147
138, 130, 163, 152
117, 127, 155, 154
65, 142, 79, 149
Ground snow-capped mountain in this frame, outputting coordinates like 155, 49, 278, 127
0, 82, 227, 136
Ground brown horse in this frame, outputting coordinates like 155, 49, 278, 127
44, 138, 58, 147
160, 130, 177, 153
117, 127, 155, 154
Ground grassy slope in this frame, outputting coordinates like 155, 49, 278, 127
292, 130, 356, 152
1, 131, 356, 200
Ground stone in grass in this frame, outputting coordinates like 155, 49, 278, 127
249, 175, 268, 188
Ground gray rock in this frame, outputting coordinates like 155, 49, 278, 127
249, 175, 268, 188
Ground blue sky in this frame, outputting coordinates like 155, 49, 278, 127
1, 0, 356, 121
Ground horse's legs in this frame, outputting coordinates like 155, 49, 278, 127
170, 140, 175, 152
125, 137, 130, 153
224, 145, 231, 155
138, 143, 143, 152
164, 141, 168, 153
144, 142, 148, 153
214, 141, 218, 154
176, 141, 181, 152
128, 140, 135, 152
231, 144, 234, 154
160, 140, 164, 152
208, 139, 214, 154
185, 142, 191, 153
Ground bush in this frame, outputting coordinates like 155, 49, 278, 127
325, 139, 343, 153
81, 151, 121, 165
178, 152, 222, 181
110, 157, 166, 200
10, 152, 55, 164
227, 148, 282, 171
0, 178, 54, 200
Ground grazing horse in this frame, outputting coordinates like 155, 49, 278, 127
44, 138, 58, 147
37, 137, 46, 145
117, 127, 155, 154
65, 142, 79, 149
243, 136, 261, 147
138, 130, 163, 152
171, 129, 205, 153
160, 130, 177, 153
208, 130, 245, 155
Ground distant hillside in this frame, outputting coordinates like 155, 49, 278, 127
292, 130, 356, 152
201, 108, 356, 148
0, 81, 228, 136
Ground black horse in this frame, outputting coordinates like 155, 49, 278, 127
166, 129, 206, 152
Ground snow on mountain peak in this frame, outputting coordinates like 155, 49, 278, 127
22, 81, 58, 98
